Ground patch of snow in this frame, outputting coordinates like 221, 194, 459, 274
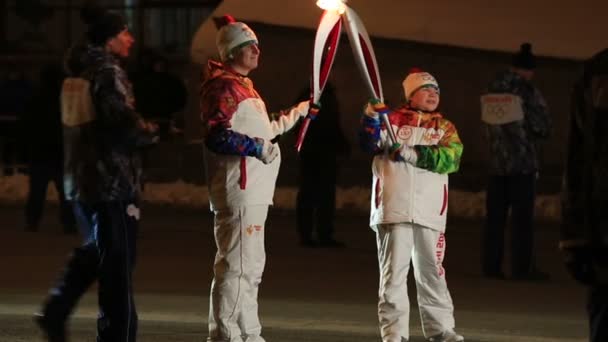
0, 175, 562, 221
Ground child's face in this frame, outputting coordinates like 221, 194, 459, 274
409, 86, 440, 112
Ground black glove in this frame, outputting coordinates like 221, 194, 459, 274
563, 246, 596, 285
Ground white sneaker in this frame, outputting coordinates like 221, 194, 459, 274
428, 330, 464, 342
243, 335, 265, 342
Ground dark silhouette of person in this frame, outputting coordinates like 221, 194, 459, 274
24, 63, 75, 233
561, 47, 608, 342
0, 67, 33, 175
296, 83, 350, 247
35, 4, 158, 341
131, 49, 187, 139
481, 43, 552, 281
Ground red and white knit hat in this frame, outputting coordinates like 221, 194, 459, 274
402, 68, 439, 100
215, 15, 258, 62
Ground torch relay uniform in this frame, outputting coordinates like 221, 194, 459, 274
200, 60, 308, 341
359, 70, 464, 342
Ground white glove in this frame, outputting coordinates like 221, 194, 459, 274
294, 100, 310, 117
399, 145, 418, 164
255, 138, 279, 164
389, 143, 417, 164
365, 100, 390, 120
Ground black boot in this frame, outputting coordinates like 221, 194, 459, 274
34, 312, 66, 342
37, 244, 99, 341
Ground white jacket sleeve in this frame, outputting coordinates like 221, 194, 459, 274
269, 101, 309, 136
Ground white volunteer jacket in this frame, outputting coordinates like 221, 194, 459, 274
369, 111, 461, 233
204, 96, 304, 211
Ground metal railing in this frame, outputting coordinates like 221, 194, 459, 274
2, 0, 220, 56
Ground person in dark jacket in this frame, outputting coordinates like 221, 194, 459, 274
35, 36, 99, 342
481, 43, 552, 281
295, 83, 350, 247
24, 63, 76, 233
561, 47, 608, 342
35, 4, 158, 342
0, 68, 32, 175
131, 49, 187, 139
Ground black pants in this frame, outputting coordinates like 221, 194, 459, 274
296, 163, 337, 243
482, 174, 536, 276
589, 284, 608, 342
25, 162, 74, 231
42, 202, 98, 323
42, 200, 139, 342
96, 200, 139, 342
0, 123, 19, 174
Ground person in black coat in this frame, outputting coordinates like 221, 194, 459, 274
24, 63, 75, 233
295, 83, 350, 247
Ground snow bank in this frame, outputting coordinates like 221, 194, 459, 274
0, 175, 562, 221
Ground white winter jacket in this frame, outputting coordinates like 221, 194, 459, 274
360, 107, 463, 232
200, 63, 306, 210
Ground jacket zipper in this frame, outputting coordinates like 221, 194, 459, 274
410, 114, 422, 223
239, 157, 247, 190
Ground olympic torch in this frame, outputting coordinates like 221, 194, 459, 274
297, 0, 397, 151
340, 3, 397, 145
295, 4, 343, 153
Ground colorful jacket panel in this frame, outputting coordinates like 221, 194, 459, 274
200, 63, 303, 210
561, 48, 608, 251
484, 70, 551, 175
360, 106, 463, 232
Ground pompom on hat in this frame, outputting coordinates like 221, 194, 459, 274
402, 67, 439, 101
512, 43, 536, 70
215, 15, 258, 62
80, 1, 127, 46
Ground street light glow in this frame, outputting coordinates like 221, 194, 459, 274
316, 0, 347, 14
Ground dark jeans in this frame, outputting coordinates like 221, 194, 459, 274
482, 174, 536, 276
589, 284, 608, 342
296, 164, 337, 243
25, 162, 74, 231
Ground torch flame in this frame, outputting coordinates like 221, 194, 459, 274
316, 0, 347, 14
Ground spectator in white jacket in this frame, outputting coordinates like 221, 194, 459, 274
199, 15, 309, 342
359, 68, 464, 342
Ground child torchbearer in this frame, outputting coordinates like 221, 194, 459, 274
359, 68, 464, 342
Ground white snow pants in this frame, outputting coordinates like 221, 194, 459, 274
207, 205, 268, 342
375, 222, 456, 342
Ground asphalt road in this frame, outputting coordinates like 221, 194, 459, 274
0, 204, 589, 342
